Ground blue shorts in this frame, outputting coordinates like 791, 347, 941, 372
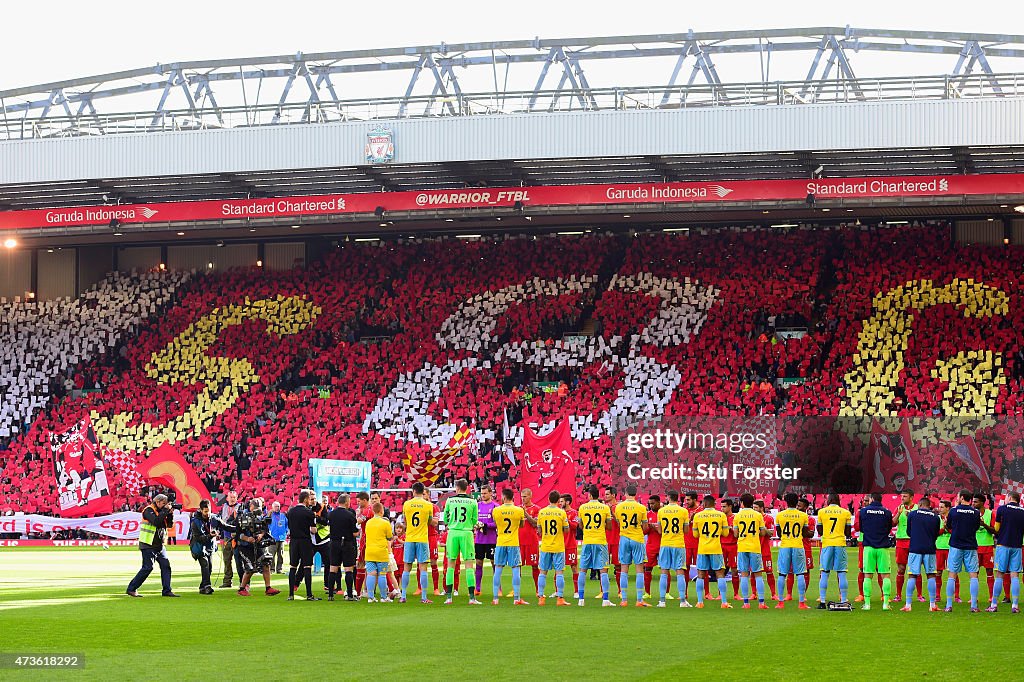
994, 546, 1023, 573
737, 551, 763, 574
494, 546, 522, 568
618, 537, 646, 565
819, 546, 848, 572
539, 551, 565, 572
657, 546, 685, 571
403, 541, 429, 565
907, 552, 937, 575
366, 560, 390, 574
580, 544, 609, 570
778, 547, 807, 575
947, 547, 979, 574
696, 554, 724, 572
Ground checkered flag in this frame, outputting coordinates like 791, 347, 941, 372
103, 448, 146, 495
403, 423, 475, 485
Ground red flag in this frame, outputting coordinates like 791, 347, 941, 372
864, 420, 916, 494
50, 418, 113, 517
136, 443, 212, 511
519, 421, 576, 501
948, 435, 991, 487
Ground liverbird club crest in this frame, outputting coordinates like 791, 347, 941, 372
365, 126, 395, 164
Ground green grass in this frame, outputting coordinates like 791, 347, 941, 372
0, 547, 1019, 681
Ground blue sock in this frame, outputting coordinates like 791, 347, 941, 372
797, 575, 806, 602
819, 571, 829, 602
493, 566, 503, 600
740, 575, 750, 603
659, 573, 668, 602
905, 577, 916, 606
577, 571, 586, 600
619, 570, 628, 600
601, 572, 610, 600
538, 573, 547, 597
777, 575, 785, 601
1012, 576, 1020, 607
401, 571, 410, 599
969, 577, 979, 608
676, 574, 686, 602
946, 577, 956, 608
717, 577, 728, 604
512, 566, 521, 601
838, 572, 849, 602
556, 573, 565, 598
696, 578, 705, 604
991, 576, 1003, 607
419, 570, 428, 597
755, 575, 766, 604
927, 576, 936, 604
378, 575, 388, 599
636, 571, 645, 602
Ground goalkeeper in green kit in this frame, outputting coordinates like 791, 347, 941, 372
443, 478, 481, 605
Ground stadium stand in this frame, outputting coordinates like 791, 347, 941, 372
3, 223, 1024, 514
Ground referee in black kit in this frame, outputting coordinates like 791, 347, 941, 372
327, 492, 359, 601
287, 489, 320, 601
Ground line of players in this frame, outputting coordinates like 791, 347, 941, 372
392, 483, 1024, 611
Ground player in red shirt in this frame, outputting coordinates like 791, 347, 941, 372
721, 498, 741, 600
603, 487, 621, 593
516, 487, 541, 597
752, 500, 778, 601
560, 494, 581, 598
682, 491, 705, 602
643, 494, 663, 599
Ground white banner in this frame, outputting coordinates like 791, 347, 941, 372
0, 511, 190, 541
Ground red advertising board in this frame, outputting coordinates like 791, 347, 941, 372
1, 174, 1022, 231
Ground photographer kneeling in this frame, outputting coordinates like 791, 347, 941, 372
235, 499, 281, 597
126, 493, 179, 598
188, 500, 223, 594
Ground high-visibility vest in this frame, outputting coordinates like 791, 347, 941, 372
139, 505, 159, 547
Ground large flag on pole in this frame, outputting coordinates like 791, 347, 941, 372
51, 417, 113, 517
404, 423, 475, 485
518, 420, 576, 501
136, 442, 213, 511
947, 435, 991, 488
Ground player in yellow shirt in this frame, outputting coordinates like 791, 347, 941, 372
400, 482, 437, 604
774, 492, 810, 609
734, 493, 769, 609
364, 503, 394, 603
577, 485, 615, 607
491, 488, 529, 605
655, 490, 690, 608
536, 490, 570, 606
692, 494, 731, 609
816, 493, 853, 607
615, 484, 651, 607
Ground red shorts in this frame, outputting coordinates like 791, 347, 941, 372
684, 544, 698, 567
895, 539, 911, 566
936, 548, 948, 572
803, 544, 814, 570
522, 544, 539, 567
565, 547, 578, 567
429, 539, 439, 563
608, 539, 620, 566
722, 545, 738, 570
858, 544, 864, 570
761, 554, 774, 573
978, 546, 995, 570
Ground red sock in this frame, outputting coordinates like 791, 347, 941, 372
766, 571, 777, 598
387, 572, 398, 591
858, 572, 865, 595
682, 576, 689, 600
786, 573, 794, 597
355, 568, 365, 595
896, 573, 905, 600
572, 568, 580, 595
1006, 577, 1012, 600
987, 574, 994, 599
432, 565, 439, 591
531, 568, 539, 593
644, 567, 653, 596
732, 573, 741, 598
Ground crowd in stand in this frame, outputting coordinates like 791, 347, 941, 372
2, 223, 1024, 517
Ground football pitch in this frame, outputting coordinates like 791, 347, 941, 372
0, 547, 1019, 681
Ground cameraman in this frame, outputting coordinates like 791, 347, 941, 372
126, 493, 179, 598
188, 500, 222, 594
235, 499, 281, 597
